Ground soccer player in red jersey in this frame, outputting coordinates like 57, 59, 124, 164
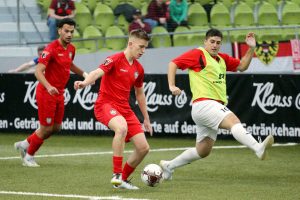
74, 29, 153, 190
14, 18, 88, 167
160, 29, 274, 181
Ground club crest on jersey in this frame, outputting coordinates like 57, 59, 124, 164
41, 51, 49, 58
110, 109, 117, 115
103, 58, 113, 66
255, 41, 278, 65
69, 52, 73, 59
134, 71, 139, 79
46, 117, 52, 124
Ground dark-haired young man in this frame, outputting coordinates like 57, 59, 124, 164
160, 28, 274, 180
74, 29, 153, 190
14, 18, 88, 167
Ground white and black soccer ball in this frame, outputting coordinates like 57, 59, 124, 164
141, 164, 163, 187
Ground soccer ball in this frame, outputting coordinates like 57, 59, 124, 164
141, 164, 163, 187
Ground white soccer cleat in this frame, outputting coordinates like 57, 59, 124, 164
23, 156, 40, 167
255, 134, 274, 160
111, 173, 122, 186
113, 180, 139, 190
160, 160, 174, 181
14, 141, 27, 159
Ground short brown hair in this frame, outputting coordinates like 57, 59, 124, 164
206, 28, 223, 40
129, 29, 151, 41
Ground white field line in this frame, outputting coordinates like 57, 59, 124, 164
0, 143, 298, 160
0, 191, 150, 200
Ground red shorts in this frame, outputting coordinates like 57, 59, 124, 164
94, 100, 143, 142
36, 84, 65, 126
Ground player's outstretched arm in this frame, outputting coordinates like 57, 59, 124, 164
237, 32, 256, 72
8, 60, 35, 73
74, 68, 104, 90
135, 86, 153, 136
168, 62, 182, 96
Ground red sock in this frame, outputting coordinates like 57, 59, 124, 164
26, 131, 37, 143
113, 156, 123, 174
122, 162, 135, 181
27, 133, 44, 156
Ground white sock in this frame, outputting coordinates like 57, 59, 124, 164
231, 123, 260, 152
21, 139, 30, 149
168, 148, 201, 170
24, 153, 33, 159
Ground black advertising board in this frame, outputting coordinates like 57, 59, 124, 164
0, 74, 299, 142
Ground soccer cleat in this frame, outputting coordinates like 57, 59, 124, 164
14, 141, 27, 160
23, 156, 40, 167
111, 173, 122, 186
113, 180, 139, 190
160, 160, 174, 181
255, 134, 274, 160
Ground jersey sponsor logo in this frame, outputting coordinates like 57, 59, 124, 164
46, 117, 52, 124
255, 41, 278, 65
120, 69, 128, 72
41, 51, 49, 59
58, 53, 64, 57
103, 58, 113, 66
110, 109, 117, 115
134, 71, 139, 79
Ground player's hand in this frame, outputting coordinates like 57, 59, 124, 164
169, 85, 182, 96
245, 32, 256, 49
47, 86, 59, 95
74, 81, 86, 90
144, 119, 153, 136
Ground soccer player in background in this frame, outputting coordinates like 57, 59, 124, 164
8, 45, 45, 73
160, 28, 274, 180
74, 29, 153, 190
14, 18, 88, 167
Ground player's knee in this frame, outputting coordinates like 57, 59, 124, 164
52, 126, 61, 133
115, 126, 128, 136
140, 144, 150, 155
196, 147, 211, 158
199, 151, 211, 158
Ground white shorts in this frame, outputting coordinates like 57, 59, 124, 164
191, 100, 232, 142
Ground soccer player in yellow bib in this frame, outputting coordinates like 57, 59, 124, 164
160, 28, 274, 180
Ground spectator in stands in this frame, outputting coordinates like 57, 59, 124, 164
47, 0, 75, 41
167, 0, 188, 33
144, 0, 168, 29
129, 9, 152, 34
8, 46, 45, 73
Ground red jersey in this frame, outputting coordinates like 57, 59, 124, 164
38, 40, 75, 93
49, 0, 75, 16
98, 52, 144, 104
172, 48, 240, 72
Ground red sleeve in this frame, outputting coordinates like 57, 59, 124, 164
143, 22, 152, 33
134, 66, 144, 88
38, 45, 53, 67
172, 49, 203, 71
69, 1, 75, 10
129, 23, 138, 33
99, 56, 115, 73
218, 53, 240, 72
49, 0, 57, 9
146, 2, 159, 21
